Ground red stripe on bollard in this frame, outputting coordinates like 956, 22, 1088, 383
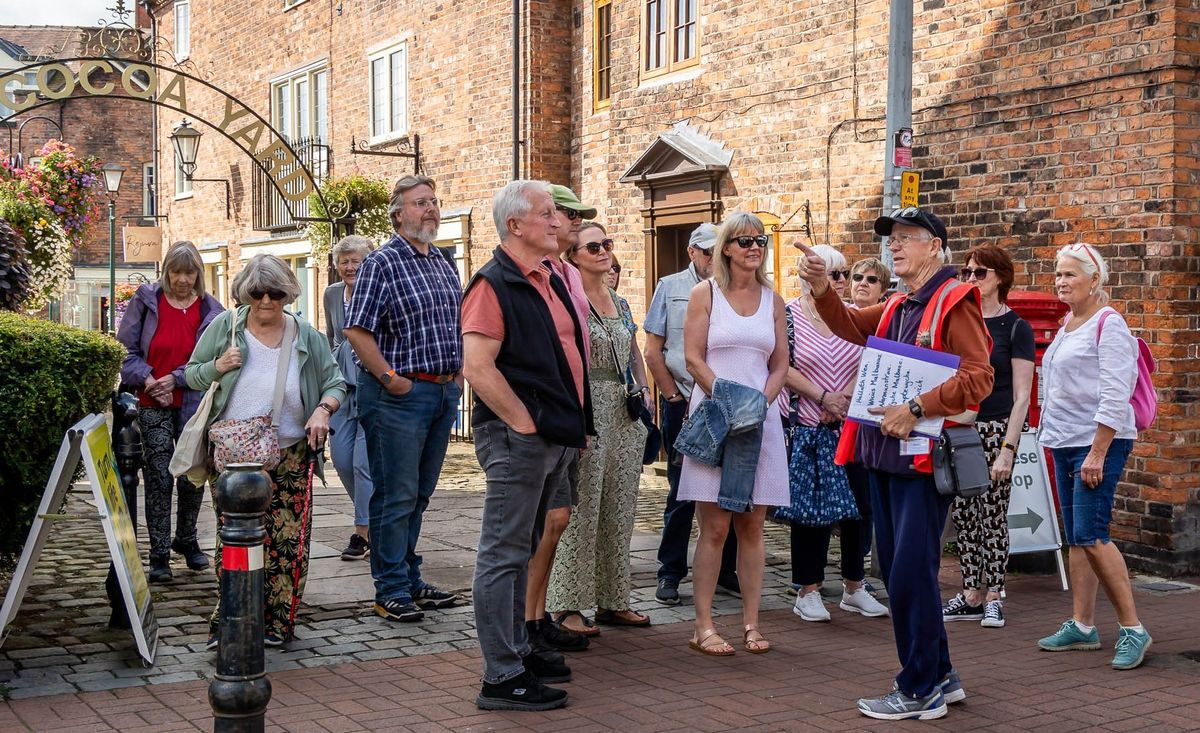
222, 545, 262, 572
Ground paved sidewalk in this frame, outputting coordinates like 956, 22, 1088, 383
2, 568, 1199, 732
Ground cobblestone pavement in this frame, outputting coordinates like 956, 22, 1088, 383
0, 444, 807, 699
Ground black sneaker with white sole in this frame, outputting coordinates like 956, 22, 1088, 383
476, 669, 568, 711
655, 578, 681, 605
340, 533, 369, 561
981, 599, 1005, 628
942, 592, 984, 621
374, 598, 425, 622
412, 585, 460, 609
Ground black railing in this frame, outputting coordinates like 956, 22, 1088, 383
451, 385, 474, 443
251, 137, 330, 232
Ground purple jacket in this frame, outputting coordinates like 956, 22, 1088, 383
117, 283, 224, 424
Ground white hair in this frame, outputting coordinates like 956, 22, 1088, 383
1055, 243, 1109, 284
492, 179, 552, 240
331, 234, 374, 261
230, 253, 301, 305
799, 244, 847, 295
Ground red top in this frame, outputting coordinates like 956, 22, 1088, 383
139, 293, 202, 409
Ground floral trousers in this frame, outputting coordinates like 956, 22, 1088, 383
208, 441, 313, 640
546, 380, 647, 612
951, 419, 1012, 593
138, 406, 204, 560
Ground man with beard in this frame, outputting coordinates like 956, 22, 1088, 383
345, 174, 465, 622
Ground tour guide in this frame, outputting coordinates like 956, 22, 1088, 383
795, 206, 993, 722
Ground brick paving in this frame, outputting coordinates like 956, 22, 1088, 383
2, 443, 1198, 730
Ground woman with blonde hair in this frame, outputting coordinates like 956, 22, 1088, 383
679, 212, 789, 656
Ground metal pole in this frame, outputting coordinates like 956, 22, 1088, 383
209, 463, 273, 733
106, 391, 142, 630
880, 0, 913, 272
108, 200, 116, 332
511, 0, 520, 180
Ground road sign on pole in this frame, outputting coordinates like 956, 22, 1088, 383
900, 171, 921, 208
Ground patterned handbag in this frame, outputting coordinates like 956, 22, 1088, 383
771, 424, 861, 527
208, 316, 296, 474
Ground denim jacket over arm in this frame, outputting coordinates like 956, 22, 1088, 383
672, 378, 768, 512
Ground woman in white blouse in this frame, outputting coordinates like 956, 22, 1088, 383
1036, 243, 1150, 670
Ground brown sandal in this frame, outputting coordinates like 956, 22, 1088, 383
689, 628, 735, 656
596, 609, 651, 627
743, 625, 771, 654
554, 610, 601, 637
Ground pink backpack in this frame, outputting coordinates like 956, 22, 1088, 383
1097, 309, 1157, 431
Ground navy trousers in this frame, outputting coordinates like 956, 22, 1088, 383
867, 469, 953, 699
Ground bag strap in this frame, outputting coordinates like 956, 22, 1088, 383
269, 316, 297, 429
1095, 308, 1114, 345
588, 297, 631, 388
873, 293, 908, 337
784, 301, 800, 426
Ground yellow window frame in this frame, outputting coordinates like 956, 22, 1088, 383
594, 0, 613, 110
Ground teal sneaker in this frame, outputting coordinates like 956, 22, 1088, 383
1038, 619, 1101, 651
1111, 627, 1152, 670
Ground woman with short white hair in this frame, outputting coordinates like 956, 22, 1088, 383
778, 245, 889, 623
186, 253, 345, 648
1036, 243, 1151, 670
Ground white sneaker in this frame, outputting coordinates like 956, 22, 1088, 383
840, 588, 890, 617
793, 590, 831, 622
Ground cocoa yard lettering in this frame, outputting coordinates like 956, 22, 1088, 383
0, 59, 313, 203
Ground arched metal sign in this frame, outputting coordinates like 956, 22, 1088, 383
0, 58, 344, 223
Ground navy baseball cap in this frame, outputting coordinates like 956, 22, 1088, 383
874, 207, 948, 249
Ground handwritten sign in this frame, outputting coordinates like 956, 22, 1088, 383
123, 226, 162, 264
847, 336, 960, 440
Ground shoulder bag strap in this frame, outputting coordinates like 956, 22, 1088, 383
269, 316, 297, 429
588, 300, 630, 386
873, 293, 908, 338
784, 302, 800, 425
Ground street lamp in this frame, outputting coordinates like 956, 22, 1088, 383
102, 162, 124, 333
170, 119, 231, 219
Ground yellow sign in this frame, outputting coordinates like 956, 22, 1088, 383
123, 226, 162, 264
900, 171, 921, 208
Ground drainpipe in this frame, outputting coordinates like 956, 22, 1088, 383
511, 0, 520, 180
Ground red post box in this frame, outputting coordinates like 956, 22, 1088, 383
1007, 290, 1069, 428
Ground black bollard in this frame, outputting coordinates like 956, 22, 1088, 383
209, 463, 273, 733
107, 391, 143, 629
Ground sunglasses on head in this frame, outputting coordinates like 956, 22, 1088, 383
556, 206, 582, 221
960, 267, 993, 281
851, 273, 881, 285
578, 239, 614, 255
828, 269, 851, 281
248, 289, 287, 302
733, 235, 769, 249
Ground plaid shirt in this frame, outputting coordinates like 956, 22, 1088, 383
344, 234, 463, 375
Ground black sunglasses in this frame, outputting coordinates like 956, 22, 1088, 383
828, 269, 851, 281
960, 267, 993, 281
556, 205, 582, 221
248, 289, 288, 301
578, 239, 614, 255
852, 273, 881, 285
733, 235, 769, 249
611, 264, 622, 274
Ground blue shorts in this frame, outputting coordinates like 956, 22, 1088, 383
1051, 439, 1133, 546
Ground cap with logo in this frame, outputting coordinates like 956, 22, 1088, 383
873, 207, 948, 249
688, 222, 718, 251
547, 184, 598, 220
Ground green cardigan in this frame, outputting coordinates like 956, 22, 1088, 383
185, 306, 346, 474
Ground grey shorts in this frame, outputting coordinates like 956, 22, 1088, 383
546, 447, 580, 510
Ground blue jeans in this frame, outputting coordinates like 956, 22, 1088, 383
357, 371, 460, 603
656, 396, 738, 583
868, 470, 953, 699
1050, 439, 1133, 546
329, 387, 373, 527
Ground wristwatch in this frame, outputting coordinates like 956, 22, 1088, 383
379, 369, 396, 384
907, 398, 924, 418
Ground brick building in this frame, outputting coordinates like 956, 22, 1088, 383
152, 0, 1196, 574
0, 19, 158, 330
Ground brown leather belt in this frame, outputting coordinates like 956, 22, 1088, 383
403, 372, 456, 385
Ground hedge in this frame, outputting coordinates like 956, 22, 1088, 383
0, 313, 124, 565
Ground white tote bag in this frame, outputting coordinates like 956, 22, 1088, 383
169, 312, 236, 485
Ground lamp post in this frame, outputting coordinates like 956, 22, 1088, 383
102, 162, 125, 333
171, 119, 232, 219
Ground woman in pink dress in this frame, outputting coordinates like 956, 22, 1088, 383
680, 212, 789, 656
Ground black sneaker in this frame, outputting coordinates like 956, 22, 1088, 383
340, 534, 370, 561
374, 598, 424, 622
171, 538, 211, 570
942, 593, 984, 622
523, 649, 572, 683
716, 574, 742, 598
205, 633, 218, 651
413, 584, 461, 609
655, 578, 681, 605
148, 556, 173, 583
264, 633, 285, 648
537, 616, 590, 652
476, 669, 568, 711
981, 599, 1005, 628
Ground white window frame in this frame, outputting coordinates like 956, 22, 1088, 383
174, 0, 190, 61
270, 61, 328, 144
367, 41, 409, 143
0, 71, 37, 119
142, 162, 156, 216
174, 150, 192, 199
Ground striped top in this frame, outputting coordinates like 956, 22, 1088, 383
781, 297, 864, 427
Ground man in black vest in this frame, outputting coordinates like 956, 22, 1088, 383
462, 179, 594, 711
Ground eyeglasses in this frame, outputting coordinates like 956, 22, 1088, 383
892, 206, 922, 218
890, 232, 932, 245
556, 206, 582, 221
851, 273, 881, 285
577, 239, 614, 255
248, 289, 287, 301
960, 267, 993, 281
733, 235, 769, 249
828, 269, 851, 281
407, 197, 440, 210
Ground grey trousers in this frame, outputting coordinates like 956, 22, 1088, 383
472, 420, 576, 684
